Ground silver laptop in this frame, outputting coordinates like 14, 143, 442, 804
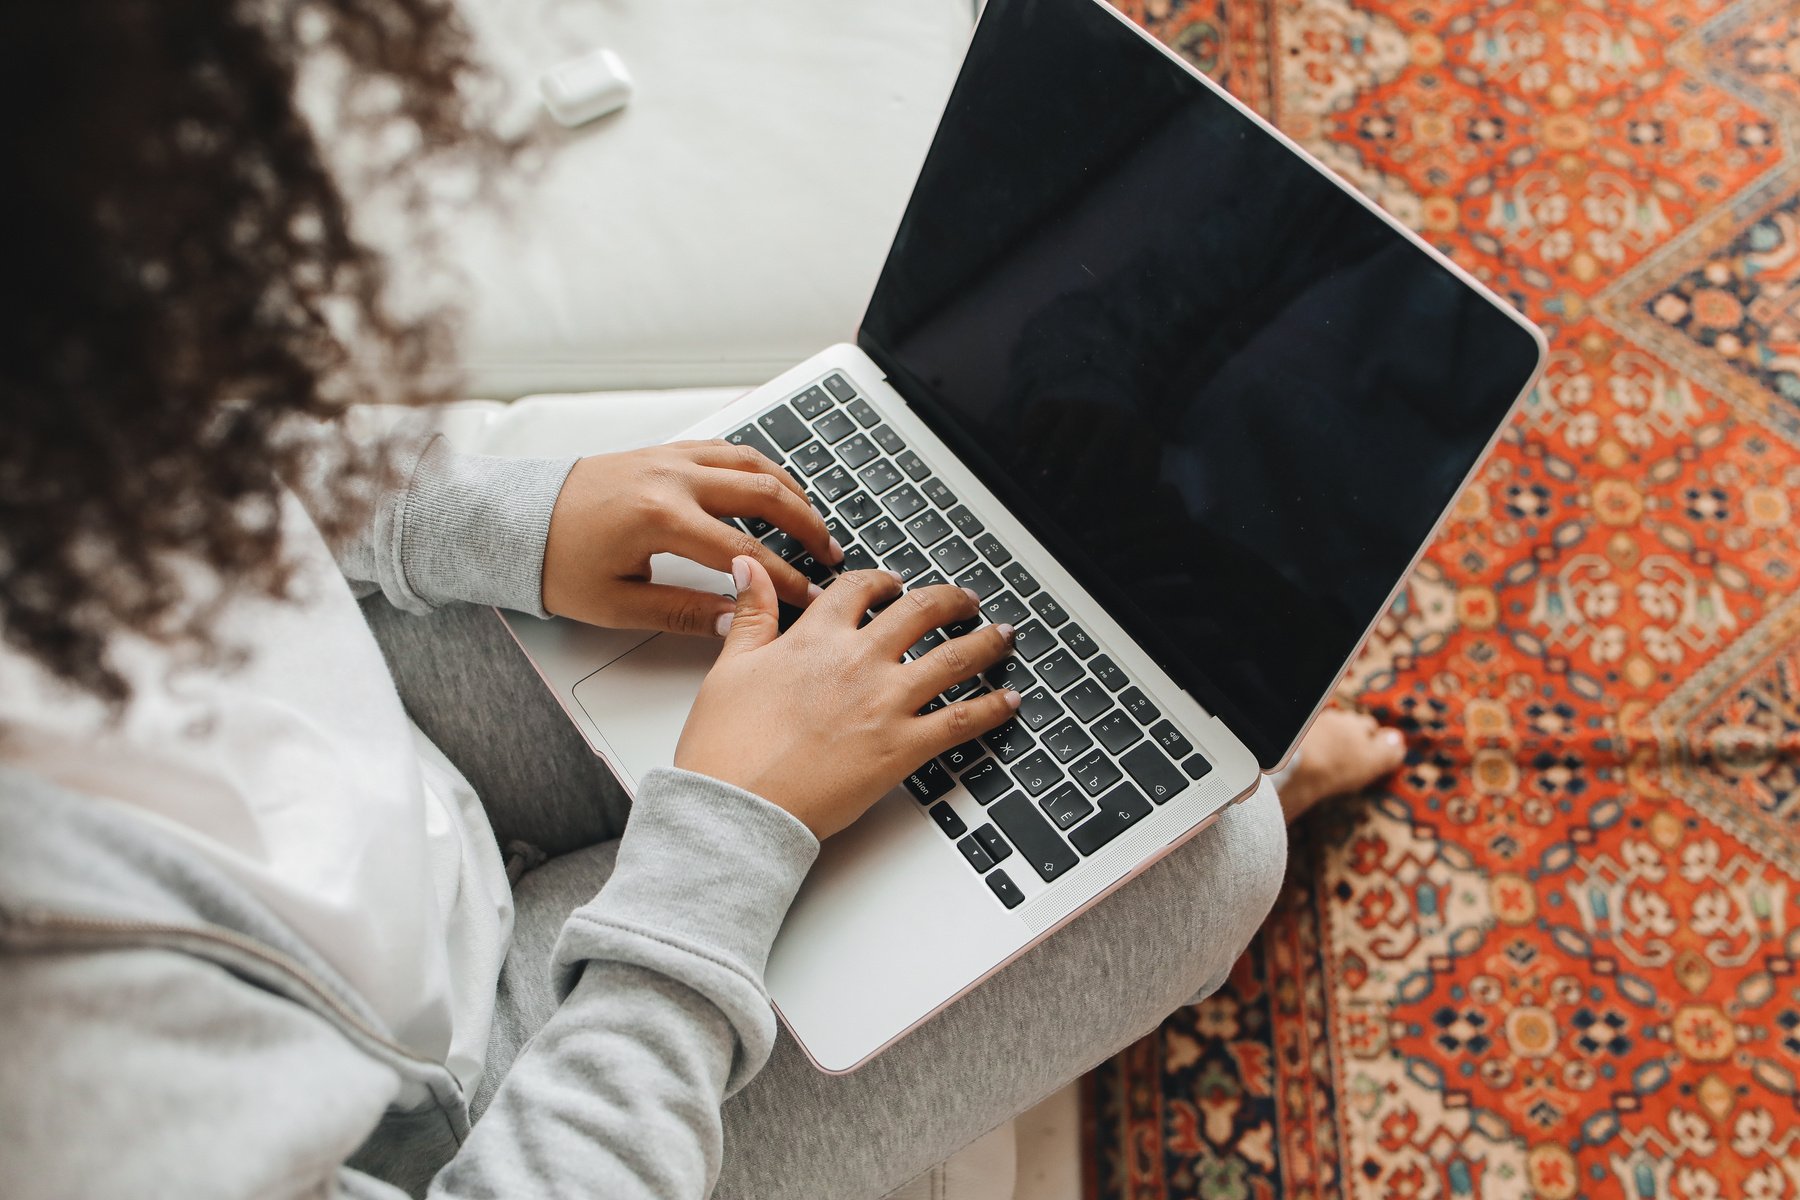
504, 0, 1546, 1073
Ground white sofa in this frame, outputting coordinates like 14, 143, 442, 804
405, 3, 1027, 1197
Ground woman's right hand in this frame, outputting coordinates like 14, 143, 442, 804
673, 557, 1023, 839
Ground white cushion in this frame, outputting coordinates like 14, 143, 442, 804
441, 0, 972, 398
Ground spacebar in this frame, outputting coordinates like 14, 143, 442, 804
1069, 783, 1153, 856
991, 793, 1079, 883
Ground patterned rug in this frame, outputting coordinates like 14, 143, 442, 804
1082, 2, 1800, 1197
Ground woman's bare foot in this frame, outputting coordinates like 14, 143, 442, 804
1277, 711, 1406, 823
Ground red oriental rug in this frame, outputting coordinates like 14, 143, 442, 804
1081, 2, 1800, 1198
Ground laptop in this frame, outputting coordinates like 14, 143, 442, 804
503, 0, 1547, 1072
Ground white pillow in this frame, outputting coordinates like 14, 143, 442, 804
436, 0, 972, 398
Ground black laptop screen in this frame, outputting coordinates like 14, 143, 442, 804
857, 0, 1543, 769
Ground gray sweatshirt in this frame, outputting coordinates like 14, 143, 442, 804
0, 434, 821, 1198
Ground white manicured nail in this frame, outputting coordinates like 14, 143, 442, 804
715, 613, 733, 638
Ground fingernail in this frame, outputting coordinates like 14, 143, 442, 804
996, 623, 1016, 642
714, 613, 734, 638
731, 556, 751, 593
829, 537, 845, 563
1383, 730, 1403, 747
1003, 688, 1023, 708
807, 583, 824, 600
962, 587, 982, 604
884, 569, 906, 585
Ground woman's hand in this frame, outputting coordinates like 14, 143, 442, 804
541, 441, 843, 634
675, 558, 1024, 838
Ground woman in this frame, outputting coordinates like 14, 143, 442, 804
0, 2, 1401, 1196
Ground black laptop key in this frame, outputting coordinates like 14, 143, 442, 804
973, 532, 1011, 566
918, 696, 944, 715
1037, 649, 1085, 692
814, 410, 856, 444
957, 834, 996, 874
884, 545, 931, 582
922, 478, 957, 509
1000, 562, 1040, 596
928, 802, 968, 839
941, 739, 983, 772
858, 460, 904, 495
881, 484, 927, 520
847, 397, 881, 427
841, 545, 879, 573
991, 792, 1078, 883
947, 505, 984, 537
1182, 753, 1213, 780
1121, 743, 1186, 804
744, 516, 774, 538
872, 424, 906, 455
1016, 686, 1063, 732
1090, 655, 1126, 691
728, 424, 782, 461
792, 386, 834, 418
983, 657, 1035, 693
1063, 680, 1111, 724
837, 433, 879, 468
930, 537, 977, 576
791, 440, 834, 476
1120, 687, 1160, 725
908, 569, 947, 591
757, 406, 810, 451
986, 868, 1024, 909
1008, 750, 1064, 797
1042, 718, 1094, 763
945, 612, 982, 638
1070, 783, 1154, 856
973, 822, 1012, 864
904, 760, 953, 805
910, 628, 946, 660
837, 491, 882, 527
762, 529, 806, 561
813, 466, 854, 503
981, 591, 1031, 628
1013, 621, 1057, 662
980, 718, 1035, 764
1030, 594, 1070, 628
955, 564, 1004, 600
822, 373, 857, 402
1061, 624, 1098, 659
1039, 783, 1094, 831
962, 758, 1011, 804
906, 509, 953, 548
897, 451, 931, 481
943, 676, 984, 703
1092, 710, 1143, 755
1149, 720, 1194, 758
862, 518, 904, 556
792, 552, 833, 585
1070, 749, 1123, 797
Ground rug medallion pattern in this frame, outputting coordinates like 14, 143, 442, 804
1083, 3, 1800, 1197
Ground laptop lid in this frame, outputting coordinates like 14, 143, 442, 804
857, 0, 1545, 771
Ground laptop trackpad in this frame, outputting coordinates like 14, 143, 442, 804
572, 632, 720, 787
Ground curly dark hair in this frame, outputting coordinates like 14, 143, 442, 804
0, 0, 512, 705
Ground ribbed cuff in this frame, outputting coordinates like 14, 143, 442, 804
397, 438, 578, 616
551, 768, 819, 1091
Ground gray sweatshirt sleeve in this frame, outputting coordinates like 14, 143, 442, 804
334, 431, 579, 617
431, 766, 819, 1199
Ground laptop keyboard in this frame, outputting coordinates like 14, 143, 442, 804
722, 370, 1214, 909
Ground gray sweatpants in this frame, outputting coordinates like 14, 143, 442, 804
363, 599, 1287, 1199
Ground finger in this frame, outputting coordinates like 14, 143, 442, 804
913, 688, 1024, 760
600, 581, 737, 639
801, 568, 904, 629
862, 584, 981, 657
663, 515, 822, 609
719, 555, 780, 655
904, 622, 1017, 706
694, 466, 840, 564
676, 440, 810, 501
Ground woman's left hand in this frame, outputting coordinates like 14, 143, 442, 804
541, 441, 843, 635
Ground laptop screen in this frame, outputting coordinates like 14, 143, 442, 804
857, 0, 1543, 770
